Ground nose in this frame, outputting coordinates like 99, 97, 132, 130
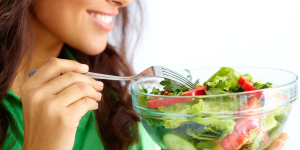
108, 0, 132, 7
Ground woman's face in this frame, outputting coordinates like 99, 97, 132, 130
31, 0, 131, 55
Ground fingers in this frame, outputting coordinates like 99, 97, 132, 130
278, 133, 289, 141
266, 139, 285, 150
28, 58, 89, 89
41, 72, 103, 95
54, 82, 101, 106
265, 133, 289, 150
68, 97, 98, 118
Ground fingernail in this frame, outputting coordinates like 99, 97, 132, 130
98, 92, 102, 98
97, 81, 103, 86
279, 143, 286, 149
81, 64, 89, 70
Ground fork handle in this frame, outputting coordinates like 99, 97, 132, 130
28, 69, 144, 81
86, 72, 143, 80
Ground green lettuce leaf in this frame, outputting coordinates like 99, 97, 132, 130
252, 82, 273, 89
202, 100, 240, 113
206, 76, 228, 88
205, 88, 228, 95
206, 71, 245, 94
197, 140, 217, 150
204, 68, 247, 94
158, 104, 192, 114
204, 67, 235, 84
149, 87, 162, 95
261, 114, 278, 132
160, 78, 188, 92
192, 116, 236, 141
157, 100, 204, 115
242, 73, 254, 82
248, 129, 265, 149
192, 116, 235, 132
189, 100, 205, 115
226, 71, 242, 91
267, 106, 290, 136
162, 117, 190, 129
186, 128, 218, 140
138, 89, 149, 108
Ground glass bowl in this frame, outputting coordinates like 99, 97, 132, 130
131, 67, 298, 150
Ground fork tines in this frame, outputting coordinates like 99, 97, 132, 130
161, 67, 196, 90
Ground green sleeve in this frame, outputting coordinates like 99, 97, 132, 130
137, 122, 157, 150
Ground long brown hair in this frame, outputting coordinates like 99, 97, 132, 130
0, 0, 144, 149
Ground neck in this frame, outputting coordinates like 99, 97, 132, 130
11, 16, 64, 97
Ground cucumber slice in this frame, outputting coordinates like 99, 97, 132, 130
163, 134, 197, 150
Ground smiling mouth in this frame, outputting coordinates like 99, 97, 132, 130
88, 12, 112, 24
87, 11, 115, 32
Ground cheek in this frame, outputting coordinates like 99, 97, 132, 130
33, 0, 108, 54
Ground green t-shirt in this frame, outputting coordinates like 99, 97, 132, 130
2, 47, 156, 150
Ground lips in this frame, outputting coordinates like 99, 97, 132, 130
87, 11, 116, 32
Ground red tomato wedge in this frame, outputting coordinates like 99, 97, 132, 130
221, 117, 260, 150
242, 81, 259, 91
234, 96, 261, 116
221, 96, 269, 150
238, 77, 288, 100
238, 77, 248, 86
182, 86, 207, 96
163, 91, 168, 95
146, 86, 207, 108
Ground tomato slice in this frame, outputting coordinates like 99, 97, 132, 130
181, 86, 207, 96
221, 96, 267, 150
238, 77, 248, 86
163, 91, 172, 95
221, 117, 260, 150
146, 86, 207, 108
242, 81, 259, 91
234, 96, 261, 116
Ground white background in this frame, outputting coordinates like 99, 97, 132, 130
132, 1, 300, 149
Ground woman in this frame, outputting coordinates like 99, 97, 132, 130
0, 0, 289, 149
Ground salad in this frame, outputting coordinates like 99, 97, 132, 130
137, 67, 290, 150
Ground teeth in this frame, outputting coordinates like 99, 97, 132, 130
90, 12, 112, 24
91, 12, 95, 17
95, 14, 101, 20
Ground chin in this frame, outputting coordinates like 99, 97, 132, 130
75, 40, 108, 56
84, 44, 107, 55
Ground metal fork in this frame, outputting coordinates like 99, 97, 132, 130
29, 66, 196, 90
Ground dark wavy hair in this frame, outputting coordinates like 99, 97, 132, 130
0, 0, 144, 149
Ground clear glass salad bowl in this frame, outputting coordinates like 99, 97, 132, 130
131, 67, 298, 150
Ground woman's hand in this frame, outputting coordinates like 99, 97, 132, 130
21, 58, 103, 150
263, 133, 289, 150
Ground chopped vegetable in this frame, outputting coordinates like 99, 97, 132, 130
197, 140, 218, 150
252, 82, 273, 89
146, 86, 207, 108
242, 81, 259, 91
220, 117, 261, 150
204, 67, 235, 84
234, 96, 261, 116
163, 134, 197, 150
137, 67, 289, 150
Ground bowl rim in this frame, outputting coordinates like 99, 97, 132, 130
131, 66, 298, 117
